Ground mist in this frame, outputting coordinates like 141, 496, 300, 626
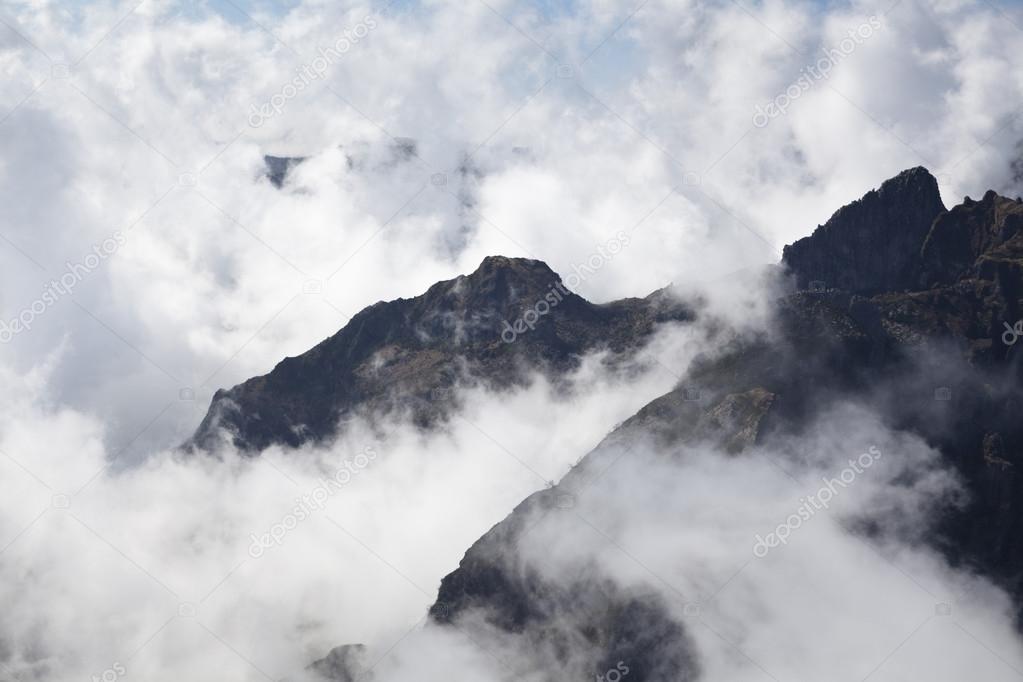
3, 0, 1023, 680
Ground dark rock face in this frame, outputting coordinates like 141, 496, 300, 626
712, 176, 1023, 623
429, 487, 703, 680
264, 155, 306, 188
426, 388, 773, 681
920, 189, 1023, 290
188, 256, 691, 452
782, 167, 946, 294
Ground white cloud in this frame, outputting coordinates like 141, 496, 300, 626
1, 0, 1023, 678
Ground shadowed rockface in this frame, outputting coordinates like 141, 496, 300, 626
264, 155, 306, 188
188, 256, 691, 452
782, 167, 948, 293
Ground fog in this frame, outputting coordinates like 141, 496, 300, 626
2, 0, 1023, 680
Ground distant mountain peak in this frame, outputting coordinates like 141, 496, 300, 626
440, 256, 565, 310
474, 254, 556, 276
263, 155, 305, 188
188, 256, 690, 452
782, 166, 946, 294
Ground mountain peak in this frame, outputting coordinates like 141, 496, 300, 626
782, 167, 946, 294
188, 255, 690, 452
919, 185, 1023, 287
468, 255, 561, 289
882, 165, 938, 192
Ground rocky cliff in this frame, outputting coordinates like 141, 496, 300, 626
782, 166, 947, 293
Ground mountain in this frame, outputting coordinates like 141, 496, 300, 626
415, 169, 1023, 682
188, 256, 691, 452
195, 166, 1023, 680
782, 166, 947, 293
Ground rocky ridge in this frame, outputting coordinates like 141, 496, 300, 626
189, 256, 690, 452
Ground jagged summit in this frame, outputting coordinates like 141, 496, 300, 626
783, 166, 1023, 301
473, 254, 559, 284
920, 186, 1023, 288
420, 256, 566, 316
782, 167, 946, 294
263, 155, 305, 188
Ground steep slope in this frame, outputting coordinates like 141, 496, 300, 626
189, 256, 691, 452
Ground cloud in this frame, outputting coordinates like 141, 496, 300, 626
383, 402, 1023, 682
0, 323, 704, 681
2, 0, 1023, 679
2, 0, 1022, 453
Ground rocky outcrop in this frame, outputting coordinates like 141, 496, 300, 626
920, 189, 1023, 289
264, 155, 306, 188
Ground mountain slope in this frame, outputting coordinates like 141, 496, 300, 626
408, 169, 1023, 681
189, 256, 691, 452
208, 166, 1023, 680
